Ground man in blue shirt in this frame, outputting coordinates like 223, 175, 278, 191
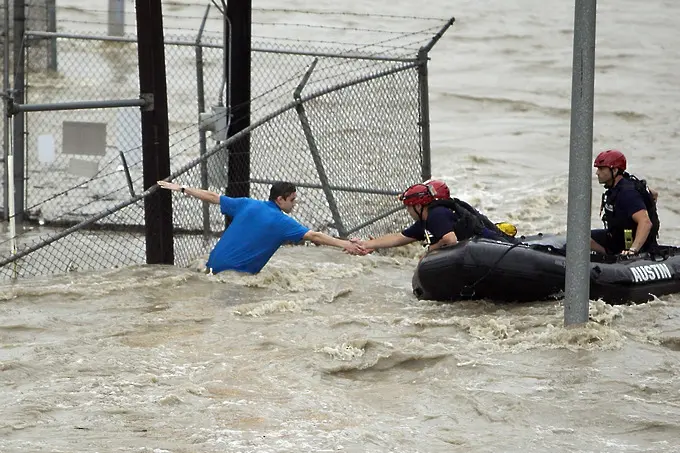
591, 149, 659, 255
157, 180, 366, 274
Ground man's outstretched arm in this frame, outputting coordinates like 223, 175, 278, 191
303, 231, 368, 255
157, 180, 220, 205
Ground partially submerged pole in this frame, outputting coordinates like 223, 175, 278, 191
135, 0, 174, 265
225, 0, 251, 199
564, 0, 597, 326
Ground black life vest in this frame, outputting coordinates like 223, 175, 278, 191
600, 173, 660, 249
428, 198, 514, 242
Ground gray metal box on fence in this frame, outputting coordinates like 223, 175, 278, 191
62, 121, 107, 156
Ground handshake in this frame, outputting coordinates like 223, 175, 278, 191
342, 237, 375, 256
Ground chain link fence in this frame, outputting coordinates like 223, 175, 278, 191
0, 2, 453, 280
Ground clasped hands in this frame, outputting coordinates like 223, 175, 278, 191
343, 237, 374, 256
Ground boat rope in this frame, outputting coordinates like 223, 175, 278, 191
459, 241, 524, 299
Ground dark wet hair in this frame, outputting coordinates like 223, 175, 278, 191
269, 181, 297, 201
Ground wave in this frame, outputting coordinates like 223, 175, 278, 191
0, 324, 46, 333
402, 299, 629, 352
660, 336, 680, 352
441, 93, 571, 117
611, 110, 649, 121
454, 34, 533, 42
317, 338, 452, 375
214, 255, 370, 293
0, 266, 197, 301
232, 288, 352, 317
440, 93, 650, 122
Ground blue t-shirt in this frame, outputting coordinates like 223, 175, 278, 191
206, 196, 310, 274
402, 206, 457, 245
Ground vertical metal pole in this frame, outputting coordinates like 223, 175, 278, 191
136, 0, 174, 265
8, 153, 16, 277
564, 0, 597, 326
207, 3, 229, 196
12, 0, 25, 224
196, 5, 211, 244
46, 0, 56, 71
3, 0, 10, 219
417, 48, 431, 182
108, 0, 125, 37
415, 17, 454, 184
225, 0, 251, 199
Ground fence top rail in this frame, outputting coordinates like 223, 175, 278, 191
24, 30, 421, 63
250, 178, 402, 196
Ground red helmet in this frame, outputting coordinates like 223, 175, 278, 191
399, 183, 433, 206
399, 180, 450, 206
594, 149, 626, 171
424, 179, 451, 200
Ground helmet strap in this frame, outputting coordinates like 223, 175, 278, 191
611, 167, 625, 186
604, 167, 616, 187
415, 205, 426, 222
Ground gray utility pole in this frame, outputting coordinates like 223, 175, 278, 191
564, 0, 597, 326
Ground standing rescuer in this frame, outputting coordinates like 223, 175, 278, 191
590, 149, 660, 256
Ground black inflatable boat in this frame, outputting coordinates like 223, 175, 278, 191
412, 234, 680, 304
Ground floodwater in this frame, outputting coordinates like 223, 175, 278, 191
1, 0, 680, 452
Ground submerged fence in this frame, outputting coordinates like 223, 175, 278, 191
0, 2, 453, 280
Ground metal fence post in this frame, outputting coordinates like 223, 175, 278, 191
225, 0, 251, 199
3, 0, 10, 219
417, 47, 431, 182
135, 0, 174, 265
12, 0, 25, 224
196, 5, 211, 244
46, 0, 56, 71
416, 18, 454, 183
564, 0, 597, 326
